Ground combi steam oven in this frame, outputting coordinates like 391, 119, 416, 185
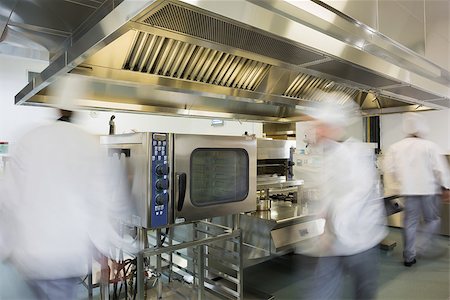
101, 132, 256, 229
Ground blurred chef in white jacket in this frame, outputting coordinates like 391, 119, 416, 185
384, 112, 450, 267
303, 94, 387, 300
1, 76, 135, 299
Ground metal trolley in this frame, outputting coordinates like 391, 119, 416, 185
137, 216, 243, 299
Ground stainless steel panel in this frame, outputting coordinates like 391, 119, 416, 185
0, 39, 48, 60
70, 66, 302, 109
425, 32, 450, 72
237, 202, 324, 260
4, 0, 106, 58
257, 139, 296, 160
396, 0, 425, 22
425, 1, 449, 42
256, 179, 303, 191
263, 122, 297, 137
426, 99, 450, 109
321, 0, 378, 29
247, 0, 446, 81
5, 22, 68, 50
0, 0, 19, 40
307, 60, 401, 88
384, 85, 440, 101
173, 134, 256, 221
270, 219, 324, 251
31, 65, 437, 119
378, 0, 425, 54
14, 0, 155, 105
100, 133, 151, 228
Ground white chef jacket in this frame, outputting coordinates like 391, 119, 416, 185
301, 138, 387, 256
2, 121, 134, 279
384, 137, 450, 195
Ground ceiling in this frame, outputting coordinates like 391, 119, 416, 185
2, 0, 449, 122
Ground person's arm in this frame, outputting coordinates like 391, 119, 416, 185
430, 145, 450, 190
443, 189, 450, 203
429, 145, 450, 202
382, 148, 399, 197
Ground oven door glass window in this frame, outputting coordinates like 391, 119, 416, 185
190, 148, 249, 206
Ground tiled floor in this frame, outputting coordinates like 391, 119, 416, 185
1, 228, 448, 299
244, 227, 450, 300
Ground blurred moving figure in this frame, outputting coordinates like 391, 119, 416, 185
1, 76, 134, 299
304, 95, 387, 300
383, 112, 450, 266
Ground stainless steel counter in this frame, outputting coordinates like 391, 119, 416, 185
239, 202, 325, 266
245, 201, 314, 225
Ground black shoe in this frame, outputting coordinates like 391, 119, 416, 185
404, 258, 417, 267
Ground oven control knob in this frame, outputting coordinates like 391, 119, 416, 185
156, 179, 169, 190
155, 193, 167, 205
156, 164, 169, 176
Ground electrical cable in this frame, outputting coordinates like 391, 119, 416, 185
160, 227, 169, 245
110, 257, 137, 300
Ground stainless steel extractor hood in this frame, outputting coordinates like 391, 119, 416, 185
11, 0, 450, 122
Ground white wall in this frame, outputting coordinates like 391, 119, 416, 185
0, 54, 54, 143
380, 109, 450, 154
0, 54, 262, 148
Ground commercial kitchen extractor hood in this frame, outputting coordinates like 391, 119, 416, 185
11, 0, 450, 122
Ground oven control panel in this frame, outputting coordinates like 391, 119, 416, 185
151, 133, 170, 228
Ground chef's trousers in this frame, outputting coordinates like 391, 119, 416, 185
308, 246, 379, 300
28, 277, 80, 300
403, 195, 441, 262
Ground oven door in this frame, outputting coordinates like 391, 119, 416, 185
173, 134, 256, 221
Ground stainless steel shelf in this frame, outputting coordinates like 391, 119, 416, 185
257, 179, 304, 190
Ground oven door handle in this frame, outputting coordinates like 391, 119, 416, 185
177, 173, 187, 211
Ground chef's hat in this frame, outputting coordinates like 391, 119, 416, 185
48, 76, 89, 111
402, 112, 429, 138
306, 91, 360, 127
